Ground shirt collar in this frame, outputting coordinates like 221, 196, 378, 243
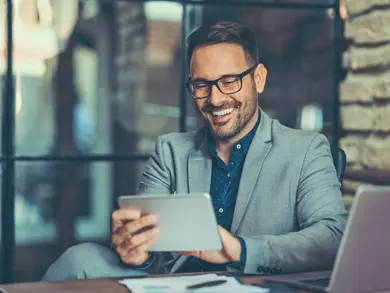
207, 109, 261, 157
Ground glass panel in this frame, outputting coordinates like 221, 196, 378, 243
117, 1, 183, 153
184, 5, 205, 132
14, 0, 183, 156
15, 159, 147, 281
15, 160, 147, 245
187, 5, 336, 140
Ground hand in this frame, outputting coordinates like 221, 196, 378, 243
179, 226, 241, 264
111, 208, 160, 266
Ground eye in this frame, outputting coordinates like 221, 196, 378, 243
194, 82, 208, 89
220, 77, 238, 85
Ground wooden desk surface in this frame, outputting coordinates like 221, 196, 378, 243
0, 274, 277, 293
1, 274, 389, 293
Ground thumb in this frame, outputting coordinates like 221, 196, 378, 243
217, 226, 232, 252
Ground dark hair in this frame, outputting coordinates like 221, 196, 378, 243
186, 21, 259, 67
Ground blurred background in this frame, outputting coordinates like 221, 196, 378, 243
0, 0, 389, 283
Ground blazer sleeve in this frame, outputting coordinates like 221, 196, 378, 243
228, 134, 348, 275
127, 136, 181, 274
138, 135, 173, 195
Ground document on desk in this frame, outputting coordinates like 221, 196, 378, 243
119, 273, 270, 293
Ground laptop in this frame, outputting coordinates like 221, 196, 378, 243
263, 185, 390, 293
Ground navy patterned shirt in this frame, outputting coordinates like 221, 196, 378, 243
207, 114, 260, 232
180, 111, 261, 273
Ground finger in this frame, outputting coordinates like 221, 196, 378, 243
111, 208, 141, 246
121, 251, 150, 266
130, 253, 150, 266
111, 208, 141, 231
116, 214, 157, 243
217, 225, 231, 243
128, 235, 158, 259
121, 236, 159, 265
117, 226, 159, 255
217, 225, 228, 234
113, 214, 157, 246
125, 226, 160, 249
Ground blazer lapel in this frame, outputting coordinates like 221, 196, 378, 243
187, 130, 212, 194
231, 109, 273, 234
171, 129, 211, 273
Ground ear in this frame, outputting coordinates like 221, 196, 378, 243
253, 64, 267, 94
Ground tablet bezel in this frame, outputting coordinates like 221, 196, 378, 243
117, 193, 222, 251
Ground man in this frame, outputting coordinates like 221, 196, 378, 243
42, 21, 347, 281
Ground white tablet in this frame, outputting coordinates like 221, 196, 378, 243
117, 193, 222, 252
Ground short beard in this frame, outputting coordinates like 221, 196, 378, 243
211, 100, 256, 141
204, 95, 257, 141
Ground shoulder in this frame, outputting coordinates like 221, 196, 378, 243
271, 119, 328, 148
155, 127, 205, 152
267, 120, 334, 180
156, 130, 199, 146
270, 119, 331, 162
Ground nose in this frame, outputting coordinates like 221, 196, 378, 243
208, 84, 225, 106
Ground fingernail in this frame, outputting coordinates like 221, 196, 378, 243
149, 215, 157, 222
153, 228, 160, 235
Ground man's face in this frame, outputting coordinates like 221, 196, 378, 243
189, 43, 267, 141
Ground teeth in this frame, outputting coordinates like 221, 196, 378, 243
212, 108, 234, 116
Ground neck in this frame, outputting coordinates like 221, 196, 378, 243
214, 109, 259, 163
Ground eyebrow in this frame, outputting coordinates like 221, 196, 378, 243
189, 71, 241, 82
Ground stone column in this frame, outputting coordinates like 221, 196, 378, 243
340, 0, 390, 207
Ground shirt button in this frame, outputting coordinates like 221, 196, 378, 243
219, 208, 224, 213
227, 173, 231, 177
236, 144, 241, 149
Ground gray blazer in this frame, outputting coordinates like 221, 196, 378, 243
137, 109, 348, 275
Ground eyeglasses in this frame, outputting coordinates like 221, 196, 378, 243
186, 65, 257, 99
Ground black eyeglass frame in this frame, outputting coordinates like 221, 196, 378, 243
185, 64, 257, 99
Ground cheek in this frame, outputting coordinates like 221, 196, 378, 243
232, 91, 257, 113
194, 100, 205, 111
232, 91, 249, 106
241, 86, 257, 105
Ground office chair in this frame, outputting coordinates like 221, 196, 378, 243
331, 147, 346, 184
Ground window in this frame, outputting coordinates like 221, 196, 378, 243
0, 0, 341, 283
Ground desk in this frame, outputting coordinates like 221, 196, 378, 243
0, 274, 291, 293
1, 274, 389, 293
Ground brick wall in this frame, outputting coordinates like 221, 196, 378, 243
340, 0, 390, 207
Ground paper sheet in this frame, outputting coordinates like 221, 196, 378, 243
119, 274, 269, 293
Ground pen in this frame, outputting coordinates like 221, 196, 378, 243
186, 279, 227, 290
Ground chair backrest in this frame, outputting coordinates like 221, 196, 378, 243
331, 147, 346, 184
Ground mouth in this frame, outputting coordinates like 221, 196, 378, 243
207, 107, 236, 125
211, 108, 235, 117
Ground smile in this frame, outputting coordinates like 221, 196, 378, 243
212, 108, 235, 116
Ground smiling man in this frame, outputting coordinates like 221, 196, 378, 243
42, 21, 348, 281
